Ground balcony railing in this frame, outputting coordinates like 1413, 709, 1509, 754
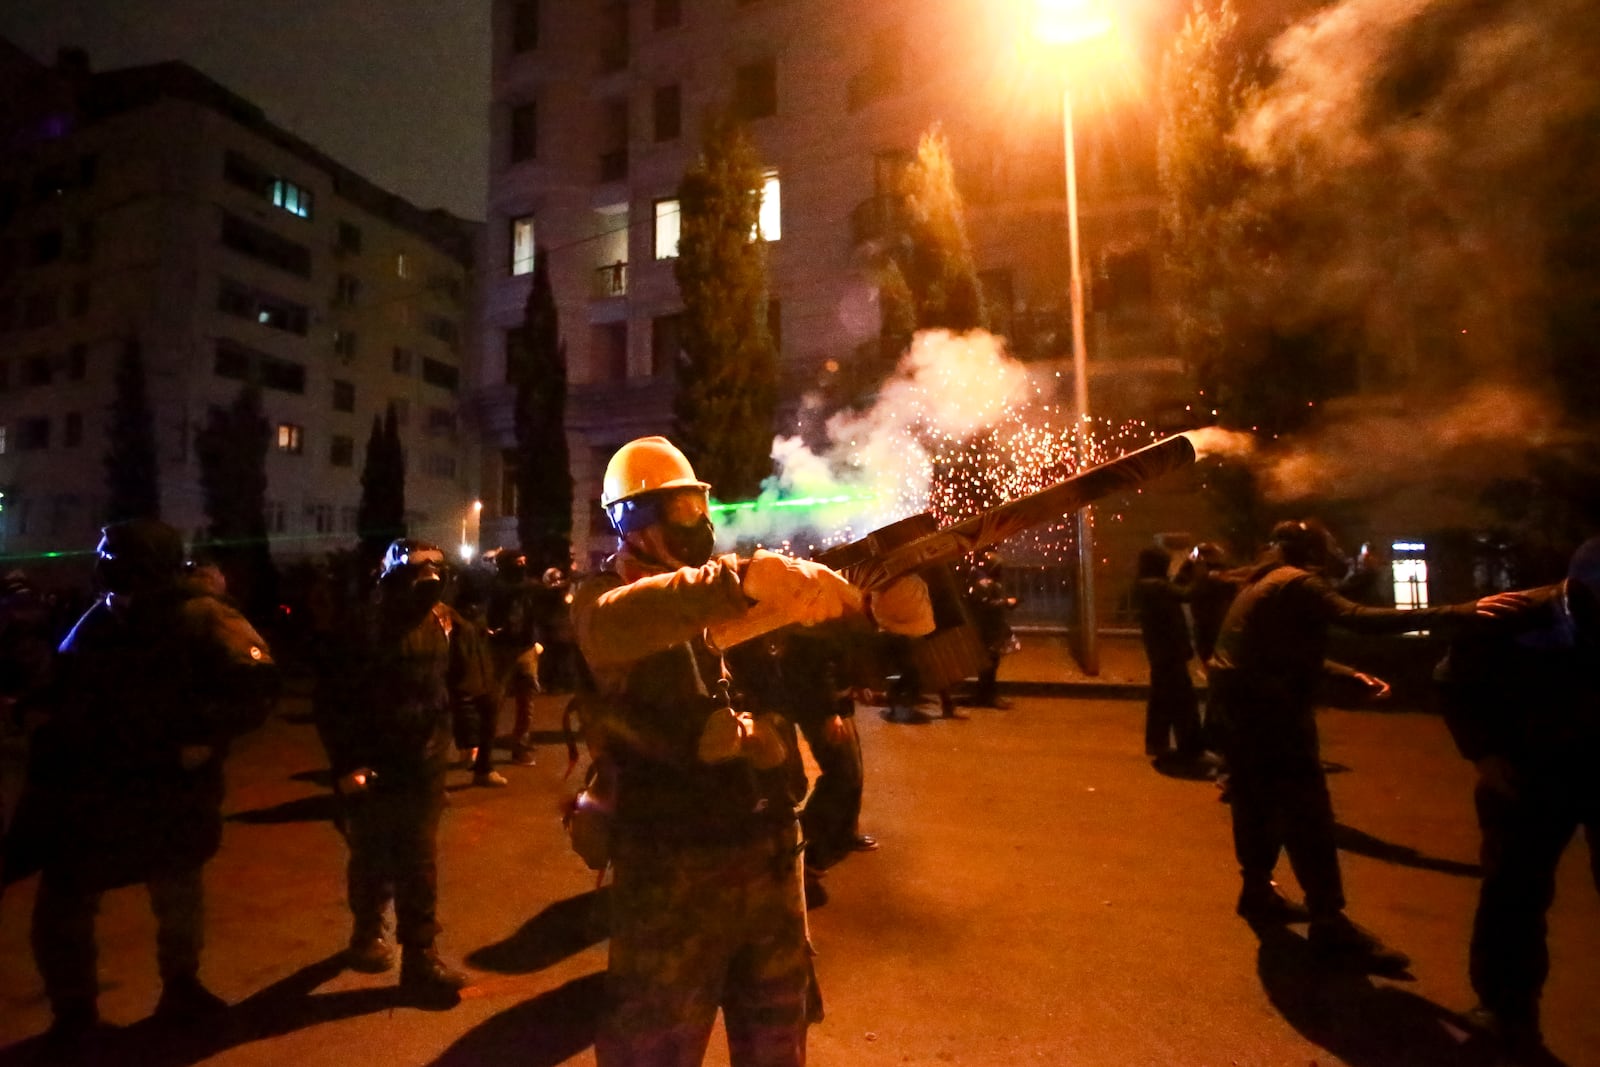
593, 261, 628, 298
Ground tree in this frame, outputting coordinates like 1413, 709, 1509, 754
672, 113, 779, 502
356, 403, 406, 563
194, 384, 276, 616
104, 338, 160, 522
889, 126, 987, 334
511, 246, 574, 571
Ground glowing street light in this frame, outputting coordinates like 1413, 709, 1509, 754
1030, 0, 1114, 675
460, 499, 483, 563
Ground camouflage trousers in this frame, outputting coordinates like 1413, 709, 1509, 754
597, 822, 809, 1067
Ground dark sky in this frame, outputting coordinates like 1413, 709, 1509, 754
0, 0, 490, 221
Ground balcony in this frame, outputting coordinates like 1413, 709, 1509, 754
592, 261, 628, 298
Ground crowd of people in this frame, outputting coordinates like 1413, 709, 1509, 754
0, 434, 1593, 1066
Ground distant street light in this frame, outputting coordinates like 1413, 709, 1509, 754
1030, 0, 1114, 675
460, 499, 483, 563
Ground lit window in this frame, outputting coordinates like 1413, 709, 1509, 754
276, 423, 303, 454
757, 170, 781, 241
511, 215, 536, 275
270, 179, 313, 219
654, 198, 680, 260
1391, 542, 1430, 609
0, 426, 7, 454
396, 253, 410, 279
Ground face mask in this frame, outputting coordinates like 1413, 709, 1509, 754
412, 576, 444, 609
661, 516, 716, 568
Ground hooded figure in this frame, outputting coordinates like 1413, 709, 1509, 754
7, 519, 278, 1039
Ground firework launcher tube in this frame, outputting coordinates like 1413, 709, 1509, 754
708, 433, 1197, 649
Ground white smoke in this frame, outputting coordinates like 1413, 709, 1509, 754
714, 330, 1036, 549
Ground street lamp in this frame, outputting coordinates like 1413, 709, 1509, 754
460, 499, 483, 563
1032, 0, 1113, 675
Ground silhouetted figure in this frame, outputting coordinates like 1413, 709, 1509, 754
1208, 519, 1518, 974
1133, 546, 1204, 764
1436, 536, 1600, 1055
5, 520, 277, 1042
965, 554, 1018, 709
314, 539, 483, 1002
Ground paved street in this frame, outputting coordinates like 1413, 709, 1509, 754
2, 661, 1596, 1066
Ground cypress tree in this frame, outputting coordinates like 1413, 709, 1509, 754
356, 403, 406, 562
194, 384, 276, 616
104, 338, 161, 522
672, 113, 779, 502
512, 247, 574, 571
893, 126, 987, 334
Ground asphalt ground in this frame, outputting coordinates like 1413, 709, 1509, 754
1, 666, 1596, 1066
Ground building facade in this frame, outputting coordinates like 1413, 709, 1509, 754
0, 44, 481, 574
478, 0, 1195, 574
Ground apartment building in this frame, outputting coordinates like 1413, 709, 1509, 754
0, 44, 481, 571
478, 0, 1193, 570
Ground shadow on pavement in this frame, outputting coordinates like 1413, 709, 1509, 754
1333, 822, 1483, 878
467, 888, 609, 974
0, 954, 438, 1067
226, 793, 339, 825
428, 970, 604, 1066
1252, 923, 1566, 1067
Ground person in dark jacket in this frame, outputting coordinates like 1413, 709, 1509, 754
1208, 519, 1520, 972
6, 520, 278, 1040
1435, 536, 1600, 1053
965, 554, 1018, 709
314, 539, 486, 1001
1133, 546, 1204, 764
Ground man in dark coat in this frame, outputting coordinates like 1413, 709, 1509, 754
1436, 536, 1600, 1053
965, 554, 1018, 709
6, 519, 278, 1038
315, 539, 484, 1001
1208, 519, 1518, 972
1133, 546, 1204, 764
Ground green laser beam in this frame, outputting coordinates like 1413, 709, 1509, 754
709, 492, 878, 515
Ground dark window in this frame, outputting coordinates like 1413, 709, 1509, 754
330, 434, 355, 467
22, 354, 52, 387
221, 212, 312, 277
653, 0, 682, 29
67, 344, 87, 380
333, 379, 356, 412
847, 24, 906, 112
33, 166, 69, 201
592, 321, 628, 381
334, 273, 360, 305
214, 341, 305, 393
393, 347, 413, 374
64, 412, 82, 448
512, 0, 539, 51
18, 417, 50, 450
653, 84, 681, 142
734, 58, 777, 120
423, 316, 459, 347
336, 221, 363, 254
0, 182, 18, 226
71, 220, 94, 262
511, 103, 539, 163
214, 344, 250, 380
22, 289, 57, 329
651, 313, 682, 376
599, 2, 630, 72
425, 407, 457, 437
421, 357, 460, 392
260, 356, 305, 394
218, 279, 308, 334
334, 330, 358, 360
223, 151, 272, 197
32, 229, 63, 266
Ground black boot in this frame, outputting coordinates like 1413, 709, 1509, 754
399, 946, 468, 1002
1236, 880, 1311, 923
1308, 913, 1411, 974
154, 974, 229, 1022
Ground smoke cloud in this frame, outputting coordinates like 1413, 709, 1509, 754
1223, 0, 1600, 502
715, 330, 1038, 550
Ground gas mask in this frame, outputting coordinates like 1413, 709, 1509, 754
379, 539, 448, 611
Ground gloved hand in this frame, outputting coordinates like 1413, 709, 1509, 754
741, 550, 862, 626
867, 575, 936, 636
695, 708, 788, 768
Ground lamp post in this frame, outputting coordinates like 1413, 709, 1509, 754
1034, 0, 1112, 675
460, 499, 483, 563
